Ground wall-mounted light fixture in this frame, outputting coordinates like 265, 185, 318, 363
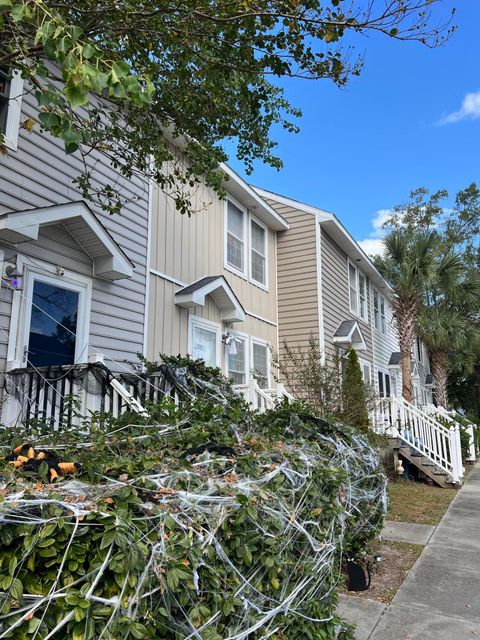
4, 264, 23, 290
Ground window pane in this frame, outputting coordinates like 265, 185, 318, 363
28, 281, 79, 367
227, 233, 244, 271
359, 274, 366, 319
385, 374, 391, 397
253, 342, 268, 388
251, 250, 265, 284
228, 338, 246, 385
378, 371, 384, 397
0, 67, 11, 135
349, 286, 358, 314
227, 202, 244, 239
251, 220, 265, 255
349, 264, 357, 290
192, 325, 217, 367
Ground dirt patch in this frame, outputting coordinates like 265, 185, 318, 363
343, 540, 424, 604
388, 478, 455, 525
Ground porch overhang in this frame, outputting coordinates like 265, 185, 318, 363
333, 319, 367, 351
175, 275, 245, 322
425, 373, 435, 389
0, 202, 134, 280
388, 352, 401, 371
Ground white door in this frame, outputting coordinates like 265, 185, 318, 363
20, 270, 90, 368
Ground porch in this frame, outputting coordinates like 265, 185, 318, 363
1, 356, 292, 429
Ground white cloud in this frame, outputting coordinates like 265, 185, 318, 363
438, 91, 480, 125
357, 208, 393, 257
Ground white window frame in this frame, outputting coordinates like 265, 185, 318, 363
251, 337, 270, 389
249, 214, 269, 291
225, 329, 249, 385
348, 260, 367, 322
359, 358, 372, 387
373, 288, 386, 335
188, 315, 221, 367
224, 197, 248, 279
2, 73, 24, 151
377, 369, 392, 398
7, 256, 92, 369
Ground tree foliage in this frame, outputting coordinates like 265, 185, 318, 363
342, 348, 369, 430
0, 0, 455, 213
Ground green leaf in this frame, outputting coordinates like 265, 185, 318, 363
10, 578, 23, 600
100, 529, 116, 549
8, 556, 17, 576
112, 60, 130, 79
130, 622, 148, 639
64, 85, 89, 108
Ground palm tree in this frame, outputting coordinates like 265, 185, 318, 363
375, 229, 438, 402
418, 260, 480, 408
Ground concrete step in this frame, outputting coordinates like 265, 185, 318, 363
399, 447, 450, 488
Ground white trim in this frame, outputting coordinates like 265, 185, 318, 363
188, 315, 221, 367
221, 165, 289, 231
225, 328, 249, 385
224, 197, 248, 280
251, 336, 270, 389
359, 358, 372, 386
2, 74, 24, 152
315, 219, 325, 361
245, 309, 277, 327
143, 176, 154, 356
333, 320, 367, 352
348, 259, 368, 323
0, 202, 133, 280
7, 256, 92, 369
249, 213, 269, 291
149, 268, 186, 288
253, 187, 333, 220
175, 276, 245, 323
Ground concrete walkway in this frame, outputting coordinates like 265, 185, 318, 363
339, 462, 480, 639
382, 520, 435, 545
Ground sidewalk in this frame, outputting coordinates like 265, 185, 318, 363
340, 461, 480, 639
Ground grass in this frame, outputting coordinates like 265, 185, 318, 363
387, 478, 455, 526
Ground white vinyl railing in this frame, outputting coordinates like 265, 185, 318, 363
371, 395, 463, 484
424, 404, 477, 462
234, 380, 294, 412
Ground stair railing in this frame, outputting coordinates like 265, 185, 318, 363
371, 395, 463, 484
425, 404, 476, 462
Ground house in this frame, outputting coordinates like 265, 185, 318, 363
255, 187, 434, 406
146, 165, 290, 409
0, 75, 150, 425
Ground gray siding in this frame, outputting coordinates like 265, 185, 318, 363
0, 89, 149, 372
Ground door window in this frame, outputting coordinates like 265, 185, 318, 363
27, 280, 80, 367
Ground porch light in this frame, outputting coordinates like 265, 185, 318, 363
4, 265, 23, 290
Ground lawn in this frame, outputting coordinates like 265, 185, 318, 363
388, 479, 455, 526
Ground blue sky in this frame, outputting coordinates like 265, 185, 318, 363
226, 0, 479, 254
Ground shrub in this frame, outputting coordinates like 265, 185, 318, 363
0, 359, 386, 640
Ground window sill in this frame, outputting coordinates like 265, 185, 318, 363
224, 262, 248, 281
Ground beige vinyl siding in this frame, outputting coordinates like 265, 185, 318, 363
266, 200, 319, 352
148, 182, 278, 366
0, 89, 149, 373
320, 229, 373, 364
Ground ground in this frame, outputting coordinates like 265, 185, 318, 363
343, 540, 423, 604
387, 478, 455, 525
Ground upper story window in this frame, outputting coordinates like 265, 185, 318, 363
226, 200, 246, 275
373, 289, 386, 334
250, 217, 267, 287
0, 67, 23, 151
225, 199, 269, 289
415, 336, 423, 363
348, 261, 367, 321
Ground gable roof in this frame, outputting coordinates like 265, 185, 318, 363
333, 319, 367, 351
389, 352, 401, 366
0, 201, 134, 280
253, 186, 392, 295
175, 275, 246, 322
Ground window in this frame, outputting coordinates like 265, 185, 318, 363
348, 262, 367, 321
252, 340, 269, 389
0, 68, 23, 150
250, 218, 267, 287
227, 334, 248, 385
360, 359, 371, 387
225, 200, 269, 289
226, 201, 246, 275
21, 269, 91, 368
377, 371, 391, 398
416, 337, 423, 363
373, 289, 386, 334
189, 317, 220, 367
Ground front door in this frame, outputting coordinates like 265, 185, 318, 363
20, 270, 90, 368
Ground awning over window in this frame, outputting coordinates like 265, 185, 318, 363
333, 319, 367, 351
0, 201, 134, 280
388, 352, 401, 369
175, 275, 245, 323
